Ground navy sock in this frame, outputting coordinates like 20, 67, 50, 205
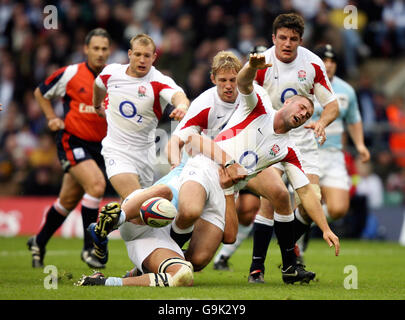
170, 226, 193, 249
274, 220, 296, 269
249, 222, 273, 273
293, 211, 311, 243
81, 205, 99, 250
36, 206, 66, 248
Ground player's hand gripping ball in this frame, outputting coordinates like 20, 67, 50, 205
140, 197, 177, 228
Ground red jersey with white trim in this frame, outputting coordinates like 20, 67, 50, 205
39, 62, 107, 142
208, 84, 307, 190
95, 64, 184, 148
173, 87, 240, 142
255, 46, 337, 151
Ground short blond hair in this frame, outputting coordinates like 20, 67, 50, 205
129, 34, 156, 52
211, 51, 242, 77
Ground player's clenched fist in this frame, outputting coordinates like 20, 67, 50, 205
48, 117, 65, 131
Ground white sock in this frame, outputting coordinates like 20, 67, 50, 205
295, 208, 309, 225
117, 209, 127, 228
105, 277, 123, 286
254, 214, 274, 226
274, 212, 294, 222
172, 219, 194, 234
214, 223, 253, 262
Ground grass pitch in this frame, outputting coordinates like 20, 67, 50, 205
0, 236, 404, 301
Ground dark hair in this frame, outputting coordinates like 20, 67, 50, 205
313, 44, 338, 62
273, 13, 305, 38
84, 28, 112, 46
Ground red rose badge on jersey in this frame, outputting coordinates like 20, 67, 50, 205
138, 85, 147, 97
298, 70, 306, 82
269, 144, 280, 157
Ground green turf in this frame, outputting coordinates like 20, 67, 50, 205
1, 236, 404, 300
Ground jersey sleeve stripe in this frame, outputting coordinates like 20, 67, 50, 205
311, 63, 331, 93
100, 74, 111, 89
214, 94, 266, 142
180, 107, 210, 130
255, 68, 268, 86
61, 132, 76, 166
39, 66, 68, 95
281, 147, 304, 172
151, 81, 173, 120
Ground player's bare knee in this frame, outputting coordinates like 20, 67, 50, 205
178, 205, 202, 223
238, 209, 257, 226
328, 206, 348, 220
237, 204, 259, 226
89, 180, 106, 198
187, 252, 210, 272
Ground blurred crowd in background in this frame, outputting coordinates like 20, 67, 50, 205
0, 0, 405, 215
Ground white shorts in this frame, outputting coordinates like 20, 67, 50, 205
120, 223, 184, 273
101, 137, 155, 187
179, 155, 226, 231
318, 148, 350, 190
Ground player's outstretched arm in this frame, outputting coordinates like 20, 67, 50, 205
237, 53, 272, 95
295, 184, 340, 256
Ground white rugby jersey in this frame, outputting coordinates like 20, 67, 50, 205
255, 46, 337, 151
207, 83, 309, 190
173, 87, 240, 142
95, 64, 184, 148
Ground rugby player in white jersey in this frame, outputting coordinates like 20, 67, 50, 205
295, 44, 370, 259
90, 34, 189, 264
171, 53, 339, 283
93, 33, 189, 201
247, 13, 340, 283
166, 50, 260, 254
212, 46, 268, 271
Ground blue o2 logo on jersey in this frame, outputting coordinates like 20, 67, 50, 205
239, 151, 258, 170
119, 100, 143, 122
281, 88, 298, 103
119, 101, 137, 118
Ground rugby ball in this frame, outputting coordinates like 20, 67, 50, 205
140, 197, 177, 228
